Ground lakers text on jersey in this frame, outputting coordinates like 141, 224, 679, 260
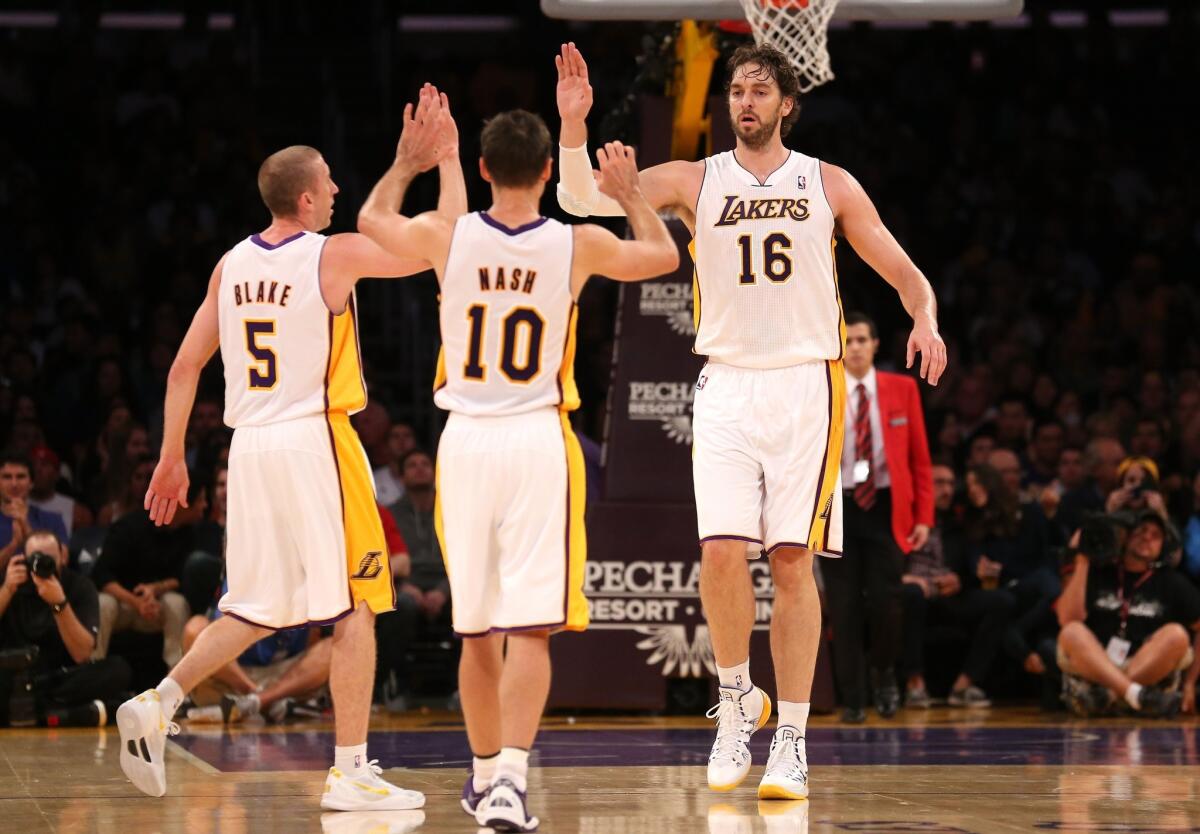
692, 150, 843, 369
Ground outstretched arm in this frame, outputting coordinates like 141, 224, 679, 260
322, 85, 460, 310
145, 256, 222, 526
555, 42, 695, 218
822, 162, 947, 385
572, 141, 680, 295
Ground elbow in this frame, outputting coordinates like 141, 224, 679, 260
652, 246, 681, 276
167, 358, 201, 387
556, 184, 593, 218
357, 207, 380, 237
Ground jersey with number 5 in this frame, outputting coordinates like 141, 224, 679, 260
218, 231, 367, 428
692, 150, 843, 369
434, 212, 579, 417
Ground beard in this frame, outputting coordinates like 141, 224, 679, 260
731, 110, 780, 150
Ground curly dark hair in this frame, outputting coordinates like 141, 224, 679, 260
725, 43, 802, 138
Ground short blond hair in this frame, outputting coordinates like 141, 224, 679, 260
257, 145, 321, 218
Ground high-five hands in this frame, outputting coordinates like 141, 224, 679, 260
555, 42, 593, 123
396, 83, 457, 175
595, 141, 641, 204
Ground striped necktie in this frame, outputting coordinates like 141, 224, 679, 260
854, 382, 876, 510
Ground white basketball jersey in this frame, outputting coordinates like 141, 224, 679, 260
219, 231, 367, 428
692, 150, 843, 369
435, 212, 579, 417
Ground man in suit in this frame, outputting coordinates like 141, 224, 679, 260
822, 312, 934, 722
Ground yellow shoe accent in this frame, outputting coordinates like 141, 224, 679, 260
709, 776, 746, 793
757, 782, 809, 800
755, 690, 772, 732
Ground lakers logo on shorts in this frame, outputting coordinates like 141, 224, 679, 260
819, 493, 833, 521
351, 551, 384, 580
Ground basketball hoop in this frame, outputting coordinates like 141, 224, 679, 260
736, 0, 840, 92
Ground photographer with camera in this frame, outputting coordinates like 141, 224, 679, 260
0, 530, 131, 725
1106, 456, 1169, 520
1056, 509, 1200, 716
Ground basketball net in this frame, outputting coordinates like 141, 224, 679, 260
736, 0, 840, 92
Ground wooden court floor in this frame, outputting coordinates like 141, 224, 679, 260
2, 708, 1198, 833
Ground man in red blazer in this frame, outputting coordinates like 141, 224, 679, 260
822, 312, 934, 723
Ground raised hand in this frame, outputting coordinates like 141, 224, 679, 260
436, 92, 459, 163
145, 456, 189, 527
556, 42, 593, 123
595, 141, 640, 204
906, 315, 947, 386
395, 83, 445, 176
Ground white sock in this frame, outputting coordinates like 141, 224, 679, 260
1125, 683, 1143, 710
155, 677, 184, 722
335, 743, 369, 776
778, 701, 810, 734
495, 747, 530, 792
473, 752, 499, 792
717, 659, 752, 692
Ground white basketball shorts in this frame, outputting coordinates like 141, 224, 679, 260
435, 408, 588, 636
220, 412, 394, 629
692, 359, 846, 557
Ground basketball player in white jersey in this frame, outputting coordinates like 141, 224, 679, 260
556, 43, 947, 798
358, 102, 678, 830
116, 85, 464, 813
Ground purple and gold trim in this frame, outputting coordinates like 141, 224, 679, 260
479, 212, 549, 236
224, 605, 355, 632
455, 620, 567, 639
250, 230, 306, 250
699, 534, 763, 546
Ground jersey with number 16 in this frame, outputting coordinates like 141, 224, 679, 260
218, 231, 368, 428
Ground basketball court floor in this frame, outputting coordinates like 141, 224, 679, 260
4, 708, 1198, 833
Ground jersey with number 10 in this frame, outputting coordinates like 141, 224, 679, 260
434, 212, 579, 417
218, 231, 367, 428
692, 150, 843, 369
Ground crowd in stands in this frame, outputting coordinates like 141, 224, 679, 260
3, 10, 1200, 725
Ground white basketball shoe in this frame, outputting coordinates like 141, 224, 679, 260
757, 725, 809, 800
116, 689, 179, 797
475, 777, 539, 832
320, 762, 426, 811
706, 685, 772, 791
319, 811, 426, 834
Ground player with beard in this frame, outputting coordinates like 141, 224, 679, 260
555, 42, 946, 799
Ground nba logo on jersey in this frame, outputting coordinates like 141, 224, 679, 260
797, 175, 807, 190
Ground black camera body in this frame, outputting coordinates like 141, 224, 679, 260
27, 551, 58, 580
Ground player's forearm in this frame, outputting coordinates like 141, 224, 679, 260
621, 191, 680, 276
437, 154, 468, 219
359, 161, 419, 231
558, 143, 626, 217
0, 585, 14, 620
561, 117, 588, 150
896, 267, 937, 325
162, 361, 203, 460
